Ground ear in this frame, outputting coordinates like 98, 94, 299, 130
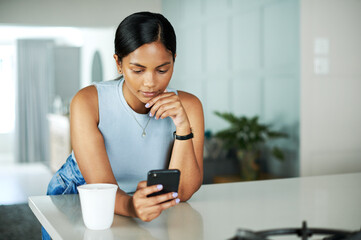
113, 54, 122, 73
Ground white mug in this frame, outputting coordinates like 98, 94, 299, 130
77, 183, 118, 230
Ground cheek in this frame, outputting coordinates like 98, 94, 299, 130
123, 76, 139, 92
158, 76, 171, 89
160, 70, 173, 81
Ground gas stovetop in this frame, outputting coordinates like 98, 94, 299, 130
229, 221, 361, 240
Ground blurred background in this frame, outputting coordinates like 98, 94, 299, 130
0, 0, 360, 204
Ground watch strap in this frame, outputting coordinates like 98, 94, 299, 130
173, 131, 194, 140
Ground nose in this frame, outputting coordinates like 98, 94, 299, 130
143, 72, 156, 88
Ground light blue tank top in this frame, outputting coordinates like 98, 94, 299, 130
73, 78, 176, 193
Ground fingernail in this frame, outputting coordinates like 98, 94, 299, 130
145, 103, 150, 108
149, 112, 153, 117
172, 192, 178, 198
175, 198, 180, 204
157, 184, 163, 190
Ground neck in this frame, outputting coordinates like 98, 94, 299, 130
122, 82, 149, 114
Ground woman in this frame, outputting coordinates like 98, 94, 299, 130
42, 11, 204, 239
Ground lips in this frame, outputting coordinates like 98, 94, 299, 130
140, 91, 158, 98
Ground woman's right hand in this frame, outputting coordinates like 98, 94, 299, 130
131, 181, 180, 222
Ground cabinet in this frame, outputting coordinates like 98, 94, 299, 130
47, 114, 71, 173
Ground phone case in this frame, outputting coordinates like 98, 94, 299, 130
147, 169, 180, 197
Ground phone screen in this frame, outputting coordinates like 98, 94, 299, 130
147, 169, 180, 197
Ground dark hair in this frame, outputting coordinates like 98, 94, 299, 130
114, 12, 176, 62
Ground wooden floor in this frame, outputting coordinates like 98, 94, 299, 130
0, 163, 53, 205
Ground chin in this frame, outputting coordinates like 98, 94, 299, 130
138, 96, 151, 103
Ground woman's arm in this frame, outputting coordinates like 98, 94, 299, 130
169, 91, 204, 201
70, 86, 179, 221
70, 86, 133, 216
146, 91, 205, 201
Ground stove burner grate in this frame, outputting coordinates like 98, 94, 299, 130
229, 221, 361, 240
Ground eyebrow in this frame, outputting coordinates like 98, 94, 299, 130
130, 62, 171, 68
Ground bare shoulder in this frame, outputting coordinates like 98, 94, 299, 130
71, 85, 97, 109
178, 90, 203, 110
70, 85, 98, 122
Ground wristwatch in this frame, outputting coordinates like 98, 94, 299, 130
173, 131, 194, 140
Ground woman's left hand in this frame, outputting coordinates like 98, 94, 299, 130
146, 91, 191, 133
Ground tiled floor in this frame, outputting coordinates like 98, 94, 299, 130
0, 163, 53, 205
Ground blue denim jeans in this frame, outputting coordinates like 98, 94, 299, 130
41, 155, 86, 240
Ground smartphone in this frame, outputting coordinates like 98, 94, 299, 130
147, 169, 180, 197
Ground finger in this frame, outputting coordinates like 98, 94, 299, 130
154, 104, 178, 120
149, 192, 179, 204
158, 197, 180, 210
149, 95, 179, 118
145, 92, 175, 109
140, 197, 180, 221
150, 93, 175, 109
138, 184, 163, 197
157, 105, 184, 120
136, 181, 147, 190
137, 206, 163, 222
134, 194, 180, 222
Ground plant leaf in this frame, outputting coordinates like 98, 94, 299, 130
272, 147, 285, 161
267, 130, 288, 139
214, 111, 239, 125
213, 112, 288, 158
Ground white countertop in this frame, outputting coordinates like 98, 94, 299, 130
29, 172, 361, 240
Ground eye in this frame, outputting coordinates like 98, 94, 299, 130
132, 69, 143, 74
158, 69, 168, 74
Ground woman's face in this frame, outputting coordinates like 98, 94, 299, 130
114, 41, 175, 113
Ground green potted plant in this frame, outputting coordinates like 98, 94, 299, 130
214, 111, 288, 181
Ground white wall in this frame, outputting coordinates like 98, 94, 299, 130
163, 0, 300, 177
300, 0, 361, 176
79, 28, 117, 87
0, 0, 162, 27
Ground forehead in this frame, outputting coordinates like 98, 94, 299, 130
124, 41, 173, 65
